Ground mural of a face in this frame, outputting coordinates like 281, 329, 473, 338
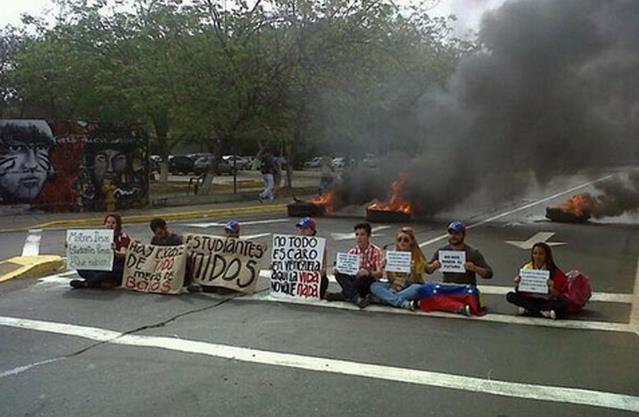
0, 120, 54, 204
93, 149, 127, 184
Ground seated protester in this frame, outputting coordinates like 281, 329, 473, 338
326, 222, 384, 307
188, 220, 241, 293
422, 220, 492, 316
70, 213, 131, 289
506, 242, 568, 320
296, 217, 329, 299
150, 218, 183, 246
369, 227, 425, 310
426, 220, 493, 285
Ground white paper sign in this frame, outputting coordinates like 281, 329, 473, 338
385, 251, 411, 273
336, 252, 360, 275
518, 269, 550, 294
271, 234, 326, 300
66, 229, 114, 271
439, 250, 466, 273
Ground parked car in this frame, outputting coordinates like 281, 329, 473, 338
194, 155, 238, 175
169, 155, 196, 175
304, 157, 323, 169
331, 157, 346, 169
222, 155, 251, 170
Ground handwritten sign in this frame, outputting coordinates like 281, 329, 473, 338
518, 269, 550, 294
66, 229, 114, 271
185, 233, 267, 294
385, 251, 411, 273
439, 250, 466, 273
122, 241, 186, 294
271, 234, 326, 300
336, 252, 360, 275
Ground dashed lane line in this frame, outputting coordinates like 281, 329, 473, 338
0, 315, 637, 413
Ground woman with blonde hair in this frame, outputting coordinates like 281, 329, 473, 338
369, 226, 426, 310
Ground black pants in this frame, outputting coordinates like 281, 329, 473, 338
335, 273, 374, 301
506, 292, 568, 315
77, 269, 123, 288
320, 274, 328, 299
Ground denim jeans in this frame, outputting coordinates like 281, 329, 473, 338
370, 282, 421, 307
259, 174, 274, 201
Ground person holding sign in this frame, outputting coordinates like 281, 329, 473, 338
69, 213, 131, 289
426, 221, 493, 285
369, 227, 425, 310
296, 217, 329, 298
506, 242, 569, 319
326, 222, 384, 307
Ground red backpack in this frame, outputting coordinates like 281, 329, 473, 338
564, 270, 592, 313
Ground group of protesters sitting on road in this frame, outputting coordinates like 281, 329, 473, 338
68, 213, 589, 320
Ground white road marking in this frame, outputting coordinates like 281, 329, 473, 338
21, 229, 43, 257
419, 175, 615, 248
0, 315, 637, 413
505, 232, 566, 250
331, 225, 391, 241
182, 218, 289, 228
258, 270, 631, 303
0, 358, 61, 378
630, 253, 639, 331
243, 293, 637, 335
242, 233, 271, 240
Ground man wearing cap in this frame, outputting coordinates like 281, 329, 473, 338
426, 220, 493, 286
225, 219, 241, 238
296, 217, 329, 298
327, 222, 385, 306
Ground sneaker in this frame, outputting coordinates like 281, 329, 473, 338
187, 284, 203, 293
99, 280, 116, 290
356, 295, 371, 309
517, 307, 527, 315
402, 300, 416, 311
460, 305, 472, 317
325, 292, 345, 302
541, 310, 557, 320
70, 279, 87, 289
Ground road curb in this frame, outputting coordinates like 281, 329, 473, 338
0, 204, 288, 233
0, 256, 66, 284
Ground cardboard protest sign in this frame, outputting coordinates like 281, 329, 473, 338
439, 250, 466, 273
184, 233, 267, 294
336, 252, 359, 275
122, 241, 186, 294
385, 251, 411, 273
66, 229, 114, 271
518, 269, 550, 294
271, 234, 326, 300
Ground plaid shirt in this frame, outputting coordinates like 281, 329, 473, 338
348, 243, 384, 273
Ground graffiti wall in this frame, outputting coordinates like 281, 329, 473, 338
0, 119, 149, 212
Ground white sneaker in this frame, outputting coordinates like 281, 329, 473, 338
517, 307, 527, 315
541, 310, 557, 320
460, 305, 471, 317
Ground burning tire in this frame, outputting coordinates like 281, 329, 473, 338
287, 201, 327, 217
545, 207, 590, 223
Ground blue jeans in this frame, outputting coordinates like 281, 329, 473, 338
259, 174, 274, 201
370, 282, 421, 307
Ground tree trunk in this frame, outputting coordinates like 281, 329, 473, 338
198, 138, 222, 195
160, 160, 169, 182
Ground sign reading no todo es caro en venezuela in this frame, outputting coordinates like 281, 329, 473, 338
271, 234, 326, 300
66, 229, 114, 271
122, 241, 186, 294
184, 233, 268, 294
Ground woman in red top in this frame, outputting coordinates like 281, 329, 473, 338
506, 242, 569, 319
70, 213, 131, 289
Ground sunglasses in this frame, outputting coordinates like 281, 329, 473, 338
397, 236, 411, 243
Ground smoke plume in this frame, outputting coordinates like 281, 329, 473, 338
333, 0, 639, 216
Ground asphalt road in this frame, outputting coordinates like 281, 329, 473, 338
1, 170, 638, 417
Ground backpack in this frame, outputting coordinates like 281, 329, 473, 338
564, 270, 592, 313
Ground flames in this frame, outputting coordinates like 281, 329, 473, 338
367, 173, 413, 215
310, 190, 335, 214
559, 193, 596, 218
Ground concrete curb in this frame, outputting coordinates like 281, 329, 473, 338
1, 204, 288, 233
0, 256, 66, 284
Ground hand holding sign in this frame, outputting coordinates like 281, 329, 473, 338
385, 251, 411, 273
439, 250, 466, 273
518, 269, 550, 294
336, 253, 359, 275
